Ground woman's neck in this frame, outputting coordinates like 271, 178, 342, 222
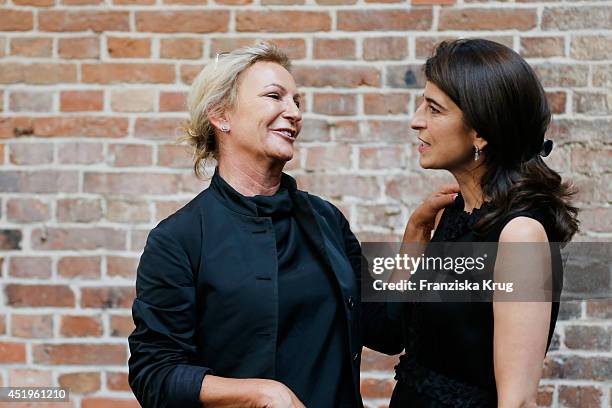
218, 157, 282, 197
451, 166, 486, 213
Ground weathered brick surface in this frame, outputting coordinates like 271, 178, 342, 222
0, 1, 610, 407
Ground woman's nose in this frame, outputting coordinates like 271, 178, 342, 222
411, 102, 427, 130
283, 98, 302, 122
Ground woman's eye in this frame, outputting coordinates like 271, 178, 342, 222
267, 93, 281, 100
294, 99, 301, 109
428, 105, 440, 114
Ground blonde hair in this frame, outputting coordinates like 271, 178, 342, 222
182, 41, 291, 178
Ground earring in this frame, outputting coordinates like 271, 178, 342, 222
221, 124, 229, 133
474, 146, 480, 161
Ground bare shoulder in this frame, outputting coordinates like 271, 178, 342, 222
499, 216, 548, 243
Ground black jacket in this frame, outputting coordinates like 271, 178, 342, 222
128, 171, 400, 408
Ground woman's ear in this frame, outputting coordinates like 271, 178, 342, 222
473, 132, 488, 151
208, 107, 230, 133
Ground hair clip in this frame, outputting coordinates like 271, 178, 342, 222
215, 52, 229, 69
540, 139, 553, 157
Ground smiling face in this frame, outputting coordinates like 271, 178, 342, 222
217, 61, 302, 166
411, 81, 486, 172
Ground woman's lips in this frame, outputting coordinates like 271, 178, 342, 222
418, 140, 431, 153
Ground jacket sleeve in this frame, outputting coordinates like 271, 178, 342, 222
128, 225, 211, 408
335, 208, 405, 356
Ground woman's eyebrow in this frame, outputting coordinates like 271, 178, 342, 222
264, 83, 287, 92
424, 95, 446, 111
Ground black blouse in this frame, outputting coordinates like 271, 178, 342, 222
391, 194, 562, 408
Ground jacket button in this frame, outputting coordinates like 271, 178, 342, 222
353, 353, 359, 361
347, 296, 355, 310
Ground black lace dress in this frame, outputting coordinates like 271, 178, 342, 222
389, 194, 562, 407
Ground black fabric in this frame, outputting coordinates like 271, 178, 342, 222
128, 168, 375, 408
244, 186, 354, 406
390, 193, 563, 408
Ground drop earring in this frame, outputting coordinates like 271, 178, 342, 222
474, 146, 480, 161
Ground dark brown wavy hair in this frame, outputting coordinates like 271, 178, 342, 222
425, 39, 579, 242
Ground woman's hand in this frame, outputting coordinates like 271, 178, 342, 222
200, 375, 306, 408
403, 184, 459, 243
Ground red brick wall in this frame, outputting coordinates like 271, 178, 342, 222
1, 1, 611, 407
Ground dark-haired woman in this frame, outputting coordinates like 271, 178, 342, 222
386, 39, 579, 407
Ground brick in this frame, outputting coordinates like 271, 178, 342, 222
11, 314, 53, 338
586, 300, 612, 320
154, 200, 189, 221
297, 174, 380, 199
160, 37, 202, 59
314, 38, 355, 60
361, 348, 397, 371
570, 35, 612, 60
9, 256, 52, 278
0, 10, 33, 31
82, 398, 140, 408
6, 198, 50, 223
304, 145, 352, 171
546, 91, 566, 115
593, 65, 612, 87
13, 0, 54, 5
537, 384, 554, 407
360, 378, 395, 399
58, 142, 104, 164
359, 146, 407, 170
84, 172, 180, 195
82, 63, 175, 84
573, 91, 612, 116
543, 355, 612, 381
58, 256, 101, 279
81, 287, 135, 309
108, 143, 153, 167
33, 344, 126, 365
134, 117, 185, 140
60, 315, 103, 337
136, 11, 229, 33
39, 11, 130, 32
0, 63, 77, 84
338, 10, 432, 31
237, 11, 330, 32
5, 284, 75, 307
364, 93, 410, 115
60, 91, 103, 112
564, 325, 610, 350
0, 342, 26, 363
107, 37, 151, 58
335, 120, 412, 144
179, 64, 203, 85
411, 0, 454, 4
163, 0, 206, 4
160, 92, 187, 112
157, 144, 193, 168
210, 38, 306, 60
386, 173, 454, 203
9, 142, 53, 164
106, 198, 150, 222
32, 228, 126, 250
534, 64, 589, 87
357, 204, 403, 228
549, 119, 610, 144
0, 230, 22, 250
315, 0, 356, 4
558, 386, 602, 408
107, 372, 130, 391
10, 37, 53, 57
107, 256, 138, 278
63, 0, 103, 5
386, 65, 426, 89
9, 91, 53, 112
7, 116, 125, 138
363, 37, 408, 61
293, 66, 380, 88
313, 93, 356, 116
58, 372, 100, 394
542, 7, 612, 30
0, 170, 79, 193
110, 315, 134, 337
8, 369, 53, 387
439, 9, 536, 31
520, 36, 565, 58
110, 89, 156, 112
58, 37, 100, 59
